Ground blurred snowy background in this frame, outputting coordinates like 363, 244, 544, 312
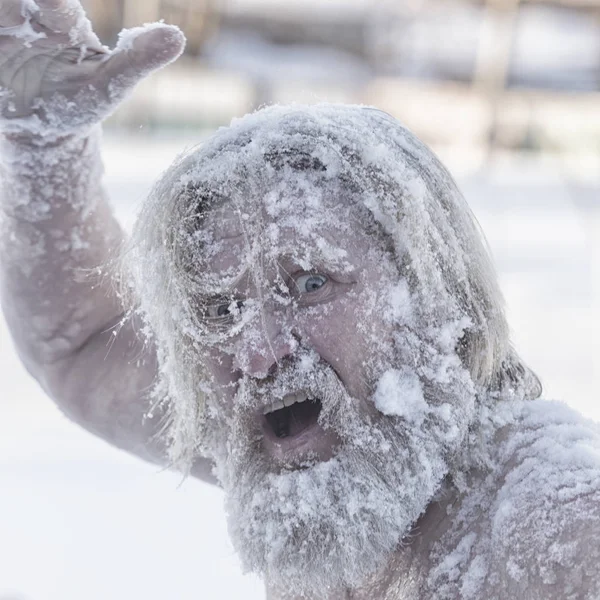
1, 0, 599, 599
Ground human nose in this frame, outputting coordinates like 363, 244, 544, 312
232, 317, 298, 378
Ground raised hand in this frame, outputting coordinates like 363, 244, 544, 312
0, 0, 185, 140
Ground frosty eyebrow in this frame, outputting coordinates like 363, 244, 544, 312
197, 269, 251, 303
203, 290, 246, 305
277, 252, 360, 281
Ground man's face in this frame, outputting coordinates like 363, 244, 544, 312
199, 196, 398, 462
191, 184, 474, 594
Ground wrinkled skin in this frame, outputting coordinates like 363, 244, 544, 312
1, 2, 600, 599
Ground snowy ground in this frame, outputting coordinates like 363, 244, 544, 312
0, 134, 598, 600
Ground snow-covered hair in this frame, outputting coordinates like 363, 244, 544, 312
123, 103, 541, 467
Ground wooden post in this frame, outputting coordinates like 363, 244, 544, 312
473, 0, 521, 150
122, 0, 162, 28
81, 0, 122, 45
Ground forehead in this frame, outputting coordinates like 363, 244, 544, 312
196, 185, 394, 291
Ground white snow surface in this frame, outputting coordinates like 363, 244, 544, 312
1, 126, 599, 599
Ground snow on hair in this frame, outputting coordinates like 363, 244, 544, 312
121, 103, 541, 470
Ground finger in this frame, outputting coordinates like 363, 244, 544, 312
98, 24, 186, 92
34, 0, 99, 45
33, 0, 62, 6
0, 0, 30, 27
34, 0, 81, 26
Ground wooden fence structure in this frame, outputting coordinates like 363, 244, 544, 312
81, 0, 600, 152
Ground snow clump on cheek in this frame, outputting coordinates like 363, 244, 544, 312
374, 367, 427, 423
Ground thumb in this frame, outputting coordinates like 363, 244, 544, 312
99, 24, 186, 92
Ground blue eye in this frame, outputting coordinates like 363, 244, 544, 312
295, 274, 328, 293
207, 299, 244, 320
217, 304, 230, 317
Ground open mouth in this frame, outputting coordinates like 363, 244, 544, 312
263, 391, 322, 439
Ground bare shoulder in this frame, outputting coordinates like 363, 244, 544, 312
426, 400, 600, 600
487, 400, 600, 599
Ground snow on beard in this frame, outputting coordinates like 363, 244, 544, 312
209, 344, 476, 598
157, 136, 477, 595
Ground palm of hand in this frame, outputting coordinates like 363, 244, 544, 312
0, 0, 185, 139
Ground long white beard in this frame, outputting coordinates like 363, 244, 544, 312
203, 349, 476, 597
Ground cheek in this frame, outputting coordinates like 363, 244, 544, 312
203, 348, 239, 391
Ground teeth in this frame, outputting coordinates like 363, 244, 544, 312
271, 399, 284, 412
263, 390, 310, 415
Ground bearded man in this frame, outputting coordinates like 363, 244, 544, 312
1, 2, 599, 599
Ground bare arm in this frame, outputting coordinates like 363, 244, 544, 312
0, 0, 215, 482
